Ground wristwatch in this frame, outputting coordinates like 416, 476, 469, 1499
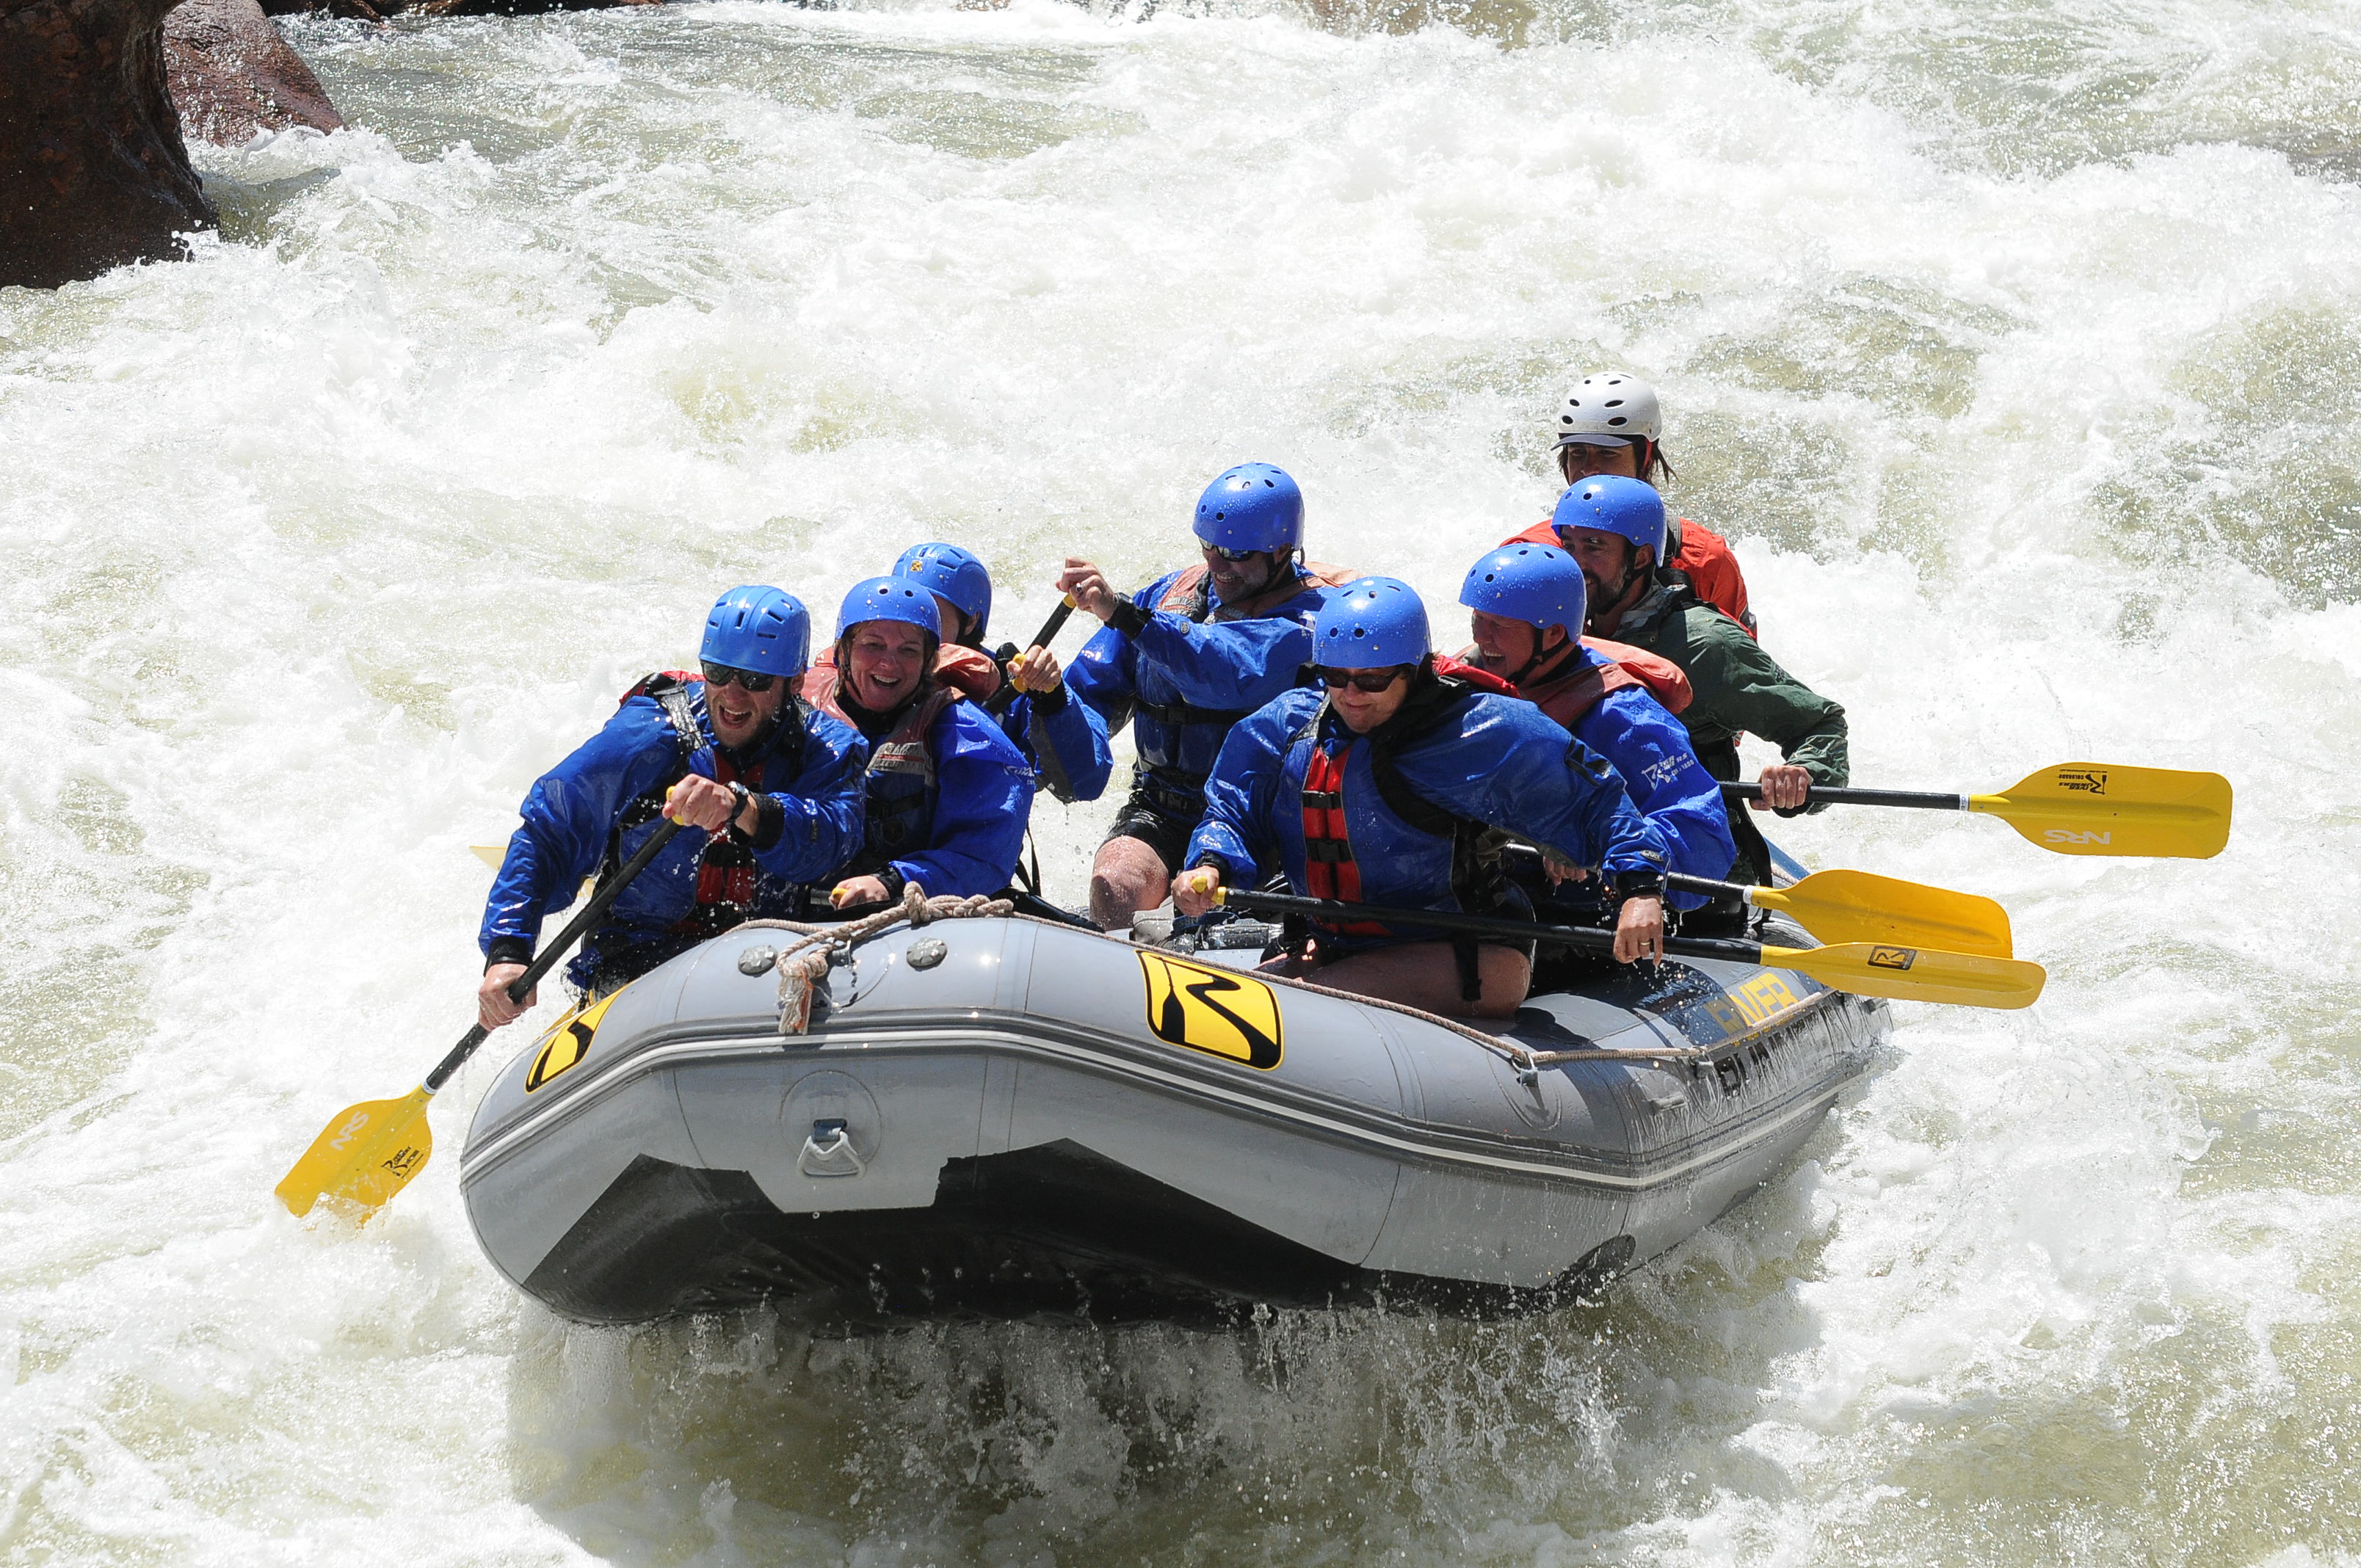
725, 780, 754, 840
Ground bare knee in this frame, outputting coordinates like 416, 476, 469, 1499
1465, 948, 1533, 1018
1089, 838, 1170, 930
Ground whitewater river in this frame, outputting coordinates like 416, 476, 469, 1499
4, 0, 2358, 1560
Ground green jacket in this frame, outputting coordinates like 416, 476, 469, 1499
1603, 581, 1850, 795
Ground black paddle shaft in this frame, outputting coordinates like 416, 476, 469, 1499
1721, 780, 1968, 811
1495, 839, 1746, 901
1219, 888, 1767, 967
424, 817, 686, 1092
985, 599, 1078, 716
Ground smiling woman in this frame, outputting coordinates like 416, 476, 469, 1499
2, 0, 2359, 1561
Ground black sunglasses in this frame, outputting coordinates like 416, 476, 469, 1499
1202, 543, 1263, 562
700, 661, 779, 693
1317, 666, 1409, 694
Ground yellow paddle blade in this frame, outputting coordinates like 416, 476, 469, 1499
1970, 763, 2232, 859
1765, 942, 2047, 1010
1750, 869, 2014, 958
274, 1087, 434, 1220
471, 843, 504, 869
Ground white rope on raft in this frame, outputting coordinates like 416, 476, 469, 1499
736, 882, 1013, 1034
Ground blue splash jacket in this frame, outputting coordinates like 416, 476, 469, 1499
480, 680, 867, 990
1067, 565, 1332, 818
1184, 678, 1670, 945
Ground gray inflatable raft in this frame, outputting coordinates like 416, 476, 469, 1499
460, 909, 1890, 1324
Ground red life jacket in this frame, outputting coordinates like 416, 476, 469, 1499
1506, 516, 1758, 639
1456, 637, 1693, 728
1293, 656, 1517, 940
612, 671, 799, 933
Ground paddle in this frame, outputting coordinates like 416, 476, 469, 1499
1495, 846, 2014, 958
1214, 887, 2046, 1010
1722, 762, 2231, 859
275, 817, 686, 1220
1673, 867, 2013, 957
984, 595, 1078, 716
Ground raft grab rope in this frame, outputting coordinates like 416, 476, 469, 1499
737, 882, 1014, 1034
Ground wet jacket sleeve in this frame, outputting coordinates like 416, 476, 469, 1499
1577, 689, 1738, 904
1182, 695, 1301, 886
1065, 574, 1168, 738
480, 698, 680, 962
728, 711, 868, 884
1396, 697, 1671, 878
1019, 684, 1114, 803
1687, 616, 1850, 813
888, 705, 1034, 899
1127, 598, 1317, 712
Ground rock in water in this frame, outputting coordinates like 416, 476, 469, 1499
0, 0, 218, 289
164, 0, 342, 145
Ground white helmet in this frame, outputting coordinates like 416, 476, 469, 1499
1552, 372, 1661, 449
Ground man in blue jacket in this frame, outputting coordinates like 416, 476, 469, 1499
891, 542, 1113, 805
1172, 578, 1671, 1020
1062, 463, 1352, 931
476, 587, 868, 1028
1458, 542, 1736, 912
803, 577, 1034, 910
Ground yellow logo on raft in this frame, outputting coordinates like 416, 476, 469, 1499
1703, 971, 1804, 1036
1138, 952, 1284, 1070
526, 989, 623, 1093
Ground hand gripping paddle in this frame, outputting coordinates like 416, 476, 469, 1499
1722, 762, 2233, 859
275, 818, 685, 1221
985, 595, 1078, 715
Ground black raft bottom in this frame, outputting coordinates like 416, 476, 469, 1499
518, 1142, 1633, 1326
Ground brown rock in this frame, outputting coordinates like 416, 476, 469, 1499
164, 0, 341, 145
1, 0, 217, 289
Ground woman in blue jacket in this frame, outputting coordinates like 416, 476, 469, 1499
804, 578, 1034, 910
1173, 578, 1670, 1019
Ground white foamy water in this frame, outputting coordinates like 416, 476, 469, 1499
4, 0, 2358, 1561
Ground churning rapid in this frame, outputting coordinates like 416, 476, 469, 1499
3, 0, 2357, 1560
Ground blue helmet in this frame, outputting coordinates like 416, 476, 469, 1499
1194, 463, 1305, 554
1459, 543, 1586, 636
1551, 475, 1667, 563
1313, 577, 1430, 669
893, 542, 992, 640
835, 576, 941, 642
701, 586, 811, 677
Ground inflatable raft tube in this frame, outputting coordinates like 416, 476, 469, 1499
460, 914, 1888, 1324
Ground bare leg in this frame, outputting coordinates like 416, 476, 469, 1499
1269, 940, 1531, 1020
1089, 836, 1172, 932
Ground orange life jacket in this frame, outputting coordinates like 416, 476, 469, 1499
1482, 637, 1694, 731
1507, 516, 1758, 639
806, 643, 999, 703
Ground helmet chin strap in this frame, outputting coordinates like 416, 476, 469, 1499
1506, 627, 1575, 687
